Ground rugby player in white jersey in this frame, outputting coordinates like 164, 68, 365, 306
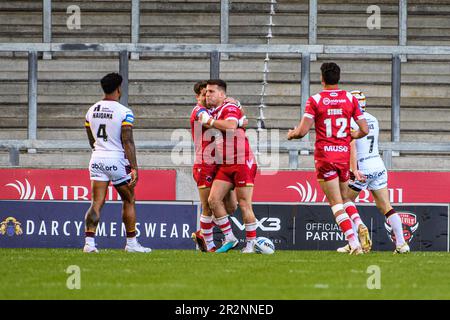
83, 73, 151, 253
338, 90, 410, 254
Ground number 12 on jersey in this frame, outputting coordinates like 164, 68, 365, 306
324, 118, 347, 138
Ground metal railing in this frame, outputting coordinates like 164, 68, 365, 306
1, 0, 449, 169
2, 139, 450, 169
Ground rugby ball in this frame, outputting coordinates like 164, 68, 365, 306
254, 237, 275, 254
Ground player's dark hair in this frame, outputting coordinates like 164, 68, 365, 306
193, 81, 207, 95
206, 79, 227, 93
320, 62, 340, 85
101, 72, 123, 94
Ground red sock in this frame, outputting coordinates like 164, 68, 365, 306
344, 201, 362, 226
215, 216, 233, 237
200, 215, 214, 243
335, 213, 356, 240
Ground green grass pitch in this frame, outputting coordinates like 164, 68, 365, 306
1, 248, 449, 300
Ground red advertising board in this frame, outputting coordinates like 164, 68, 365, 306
0, 169, 176, 201
253, 171, 450, 203
1, 169, 449, 203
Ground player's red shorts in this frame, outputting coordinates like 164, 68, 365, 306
314, 160, 350, 182
214, 162, 257, 188
193, 164, 218, 188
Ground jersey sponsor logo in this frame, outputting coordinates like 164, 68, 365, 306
286, 181, 318, 202
323, 98, 347, 106
384, 212, 419, 244
327, 108, 343, 116
324, 145, 349, 152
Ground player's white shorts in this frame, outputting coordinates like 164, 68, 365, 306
89, 156, 131, 186
349, 167, 388, 191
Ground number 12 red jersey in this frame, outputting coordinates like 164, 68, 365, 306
304, 89, 365, 163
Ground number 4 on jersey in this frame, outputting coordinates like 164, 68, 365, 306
97, 124, 108, 141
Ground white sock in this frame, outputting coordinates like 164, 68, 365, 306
127, 237, 138, 246
351, 220, 358, 238
85, 236, 95, 247
388, 214, 406, 246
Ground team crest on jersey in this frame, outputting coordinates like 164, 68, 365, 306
0, 217, 23, 237
384, 212, 419, 244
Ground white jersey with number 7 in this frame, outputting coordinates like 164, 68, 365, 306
350, 111, 385, 171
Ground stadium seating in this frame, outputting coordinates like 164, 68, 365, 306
0, 0, 449, 170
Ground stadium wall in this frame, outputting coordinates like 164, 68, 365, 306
0, 169, 449, 251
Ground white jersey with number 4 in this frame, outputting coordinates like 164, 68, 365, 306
85, 99, 134, 158
350, 111, 385, 171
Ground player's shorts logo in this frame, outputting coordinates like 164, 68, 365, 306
91, 163, 118, 171
384, 212, 419, 244
0, 217, 23, 237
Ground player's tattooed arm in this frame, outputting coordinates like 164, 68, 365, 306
85, 127, 95, 149
121, 126, 139, 187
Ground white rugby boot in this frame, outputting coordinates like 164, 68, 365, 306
394, 243, 410, 254
83, 243, 99, 253
241, 240, 256, 253
125, 241, 152, 253
349, 245, 364, 255
336, 244, 351, 253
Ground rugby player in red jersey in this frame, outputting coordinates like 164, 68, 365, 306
287, 62, 369, 255
189, 81, 244, 252
200, 79, 258, 253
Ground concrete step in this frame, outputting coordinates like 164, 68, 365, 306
2, 147, 450, 171
1, 81, 450, 99
1, 128, 450, 143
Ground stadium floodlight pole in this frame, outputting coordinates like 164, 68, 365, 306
220, 0, 229, 59
119, 50, 129, 106
399, 0, 408, 62
210, 50, 220, 79
43, 0, 52, 60
131, 0, 140, 60
28, 51, 38, 143
308, 0, 318, 61
300, 52, 310, 146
